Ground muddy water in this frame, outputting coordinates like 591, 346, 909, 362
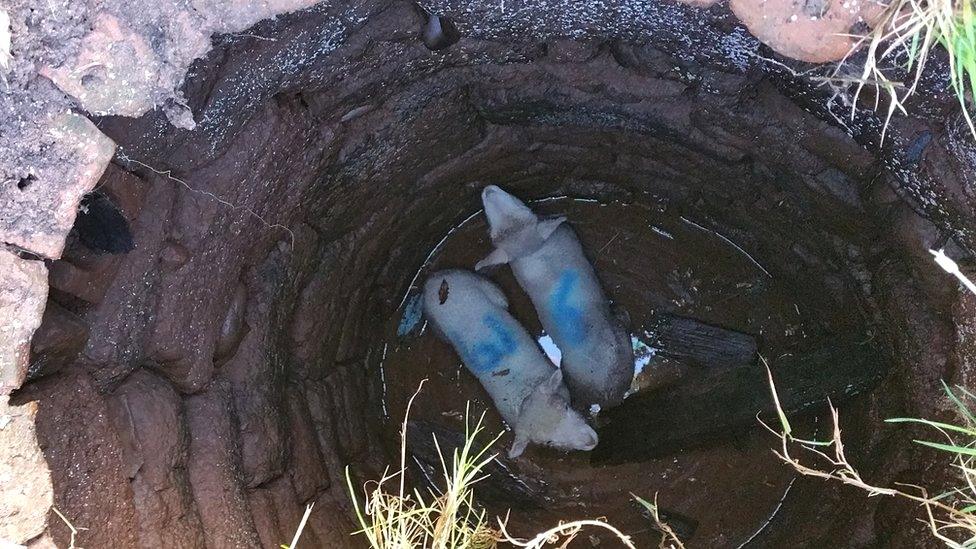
372, 196, 860, 547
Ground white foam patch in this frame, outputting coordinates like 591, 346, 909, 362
631, 334, 657, 377
537, 332, 562, 367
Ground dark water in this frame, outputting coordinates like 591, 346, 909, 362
369, 196, 871, 547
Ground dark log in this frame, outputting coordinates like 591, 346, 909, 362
592, 337, 886, 464
647, 313, 758, 371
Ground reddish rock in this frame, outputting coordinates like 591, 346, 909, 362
0, 396, 53, 544
284, 388, 330, 503
24, 372, 140, 548
248, 476, 327, 549
185, 381, 263, 548
248, 488, 286, 549
47, 257, 121, 305
304, 491, 361, 549
215, 282, 248, 361
266, 476, 322, 548
41, 13, 159, 117
0, 249, 47, 394
730, 0, 883, 63
106, 370, 206, 548
952, 290, 976, 394
221, 250, 289, 487
47, 163, 151, 306
27, 301, 88, 380
159, 240, 192, 271
79, 178, 175, 388
0, 113, 115, 259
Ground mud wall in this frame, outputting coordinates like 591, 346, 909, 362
2, 0, 976, 547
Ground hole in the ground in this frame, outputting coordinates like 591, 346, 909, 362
17, 6, 958, 547
16, 174, 35, 190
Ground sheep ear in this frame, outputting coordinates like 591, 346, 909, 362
541, 368, 564, 393
508, 433, 529, 459
536, 217, 566, 240
475, 247, 510, 271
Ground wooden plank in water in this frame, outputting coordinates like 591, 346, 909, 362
647, 313, 758, 371
592, 338, 885, 464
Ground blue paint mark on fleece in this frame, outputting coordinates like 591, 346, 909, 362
454, 313, 519, 374
550, 270, 587, 347
397, 293, 424, 337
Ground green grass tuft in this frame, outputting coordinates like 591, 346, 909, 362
831, 0, 976, 140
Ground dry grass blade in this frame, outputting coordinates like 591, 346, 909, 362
345, 380, 502, 549
826, 0, 976, 140
632, 493, 687, 549
280, 504, 314, 549
762, 358, 976, 547
497, 514, 638, 549
345, 381, 646, 548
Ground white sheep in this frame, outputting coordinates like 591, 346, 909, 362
476, 185, 633, 409
422, 269, 598, 458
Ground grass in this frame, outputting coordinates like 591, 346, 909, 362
762, 356, 976, 547
828, 0, 976, 140
345, 381, 501, 548
632, 494, 686, 549
51, 507, 86, 549
344, 380, 650, 548
280, 504, 314, 549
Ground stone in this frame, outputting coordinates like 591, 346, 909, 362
214, 282, 248, 361
0, 249, 47, 394
221, 250, 289, 487
27, 301, 88, 380
186, 382, 263, 548
106, 370, 206, 548
41, 13, 159, 117
730, 0, 883, 63
0, 112, 115, 259
23, 372, 140, 547
0, 396, 53, 544
284, 389, 330, 503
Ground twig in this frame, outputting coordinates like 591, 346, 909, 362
498, 516, 638, 549
283, 504, 314, 549
632, 493, 686, 549
761, 358, 976, 546
115, 150, 296, 249
51, 507, 87, 549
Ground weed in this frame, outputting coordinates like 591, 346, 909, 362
344, 380, 643, 548
829, 0, 976, 140
762, 356, 976, 547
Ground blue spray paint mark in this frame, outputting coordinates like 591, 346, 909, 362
550, 270, 587, 347
454, 313, 519, 374
397, 293, 424, 337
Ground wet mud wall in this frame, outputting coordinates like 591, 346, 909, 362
2, 0, 976, 547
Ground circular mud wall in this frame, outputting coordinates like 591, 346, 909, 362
5, 1, 976, 548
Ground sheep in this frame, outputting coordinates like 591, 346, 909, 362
476, 185, 633, 409
423, 269, 598, 457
